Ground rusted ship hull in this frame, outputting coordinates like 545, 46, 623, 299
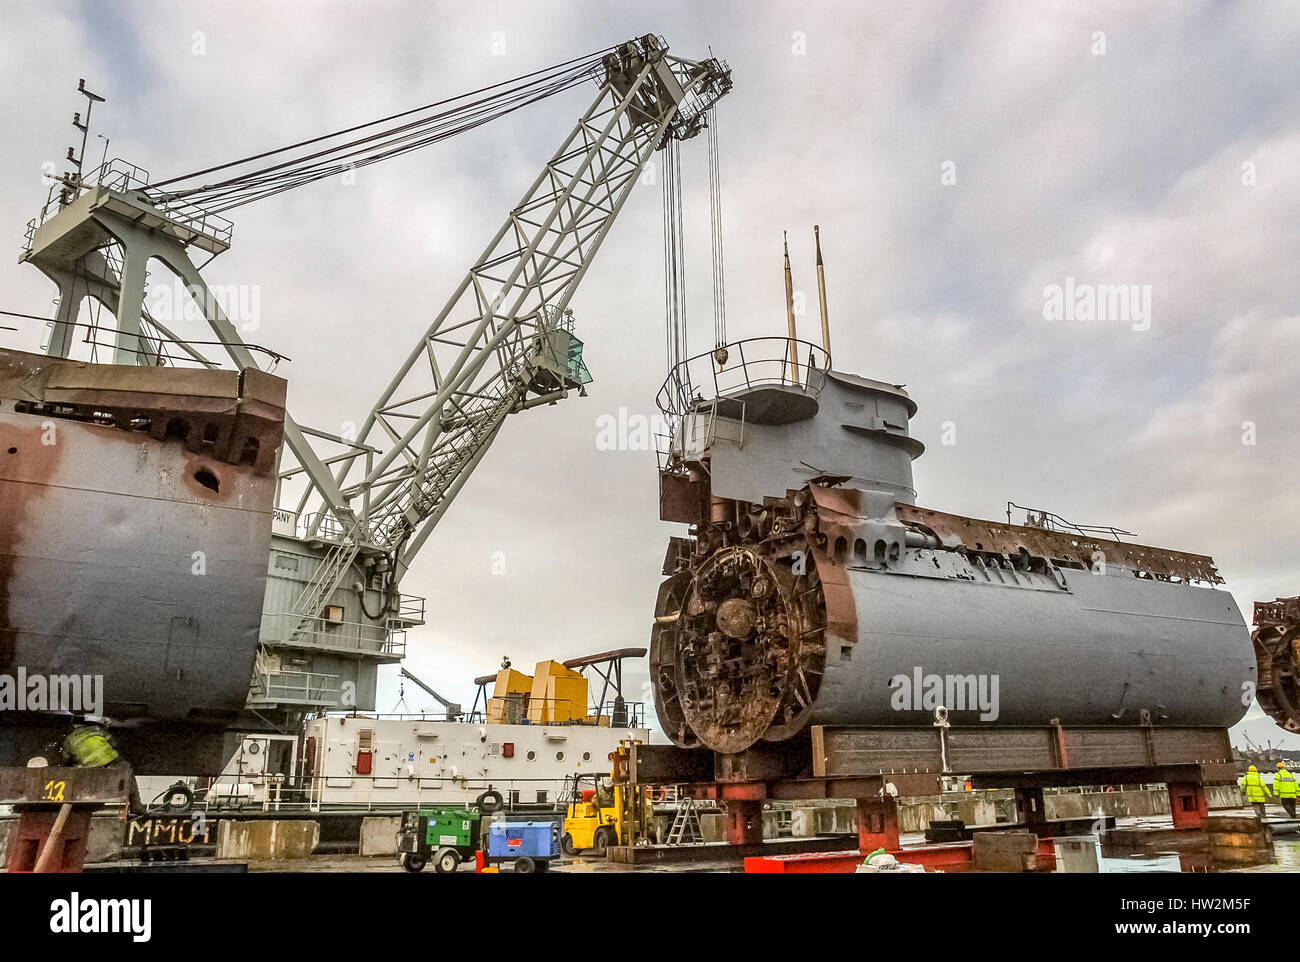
0, 347, 285, 773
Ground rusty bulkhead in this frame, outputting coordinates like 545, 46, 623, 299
0, 346, 286, 773
650, 340, 1255, 755
1252, 596, 1300, 733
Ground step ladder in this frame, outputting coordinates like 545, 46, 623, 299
286, 524, 363, 643
666, 795, 703, 845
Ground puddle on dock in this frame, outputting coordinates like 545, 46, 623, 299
1056, 829, 1300, 873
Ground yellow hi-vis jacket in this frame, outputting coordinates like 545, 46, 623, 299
1242, 770, 1271, 803
1274, 768, 1299, 799
64, 726, 119, 768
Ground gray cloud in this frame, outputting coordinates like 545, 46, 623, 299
2, 0, 1297, 750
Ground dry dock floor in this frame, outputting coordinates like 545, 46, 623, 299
231, 807, 1300, 873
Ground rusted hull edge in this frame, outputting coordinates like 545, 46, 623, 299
894, 501, 1222, 585
0, 347, 287, 772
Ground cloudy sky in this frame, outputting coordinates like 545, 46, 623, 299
2, 0, 1297, 750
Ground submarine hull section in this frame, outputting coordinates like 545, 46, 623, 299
650, 486, 1254, 755
0, 348, 285, 773
812, 555, 1253, 730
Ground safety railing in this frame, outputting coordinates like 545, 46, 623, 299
1005, 502, 1135, 543
390, 593, 426, 626
590, 700, 646, 728
21, 157, 233, 257
484, 695, 633, 725
656, 336, 830, 419
249, 669, 341, 708
656, 397, 748, 471
295, 512, 341, 542
96, 157, 152, 193
199, 769, 603, 815
346, 700, 646, 728
299, 772, 601, 814
262, 611, 406, 658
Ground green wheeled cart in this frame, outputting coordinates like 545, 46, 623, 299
396, 790, 503, 873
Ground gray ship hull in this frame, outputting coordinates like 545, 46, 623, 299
0, 348, 285, 773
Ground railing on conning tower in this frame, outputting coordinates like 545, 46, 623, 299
655, 336, 830, 469
656, 336, 830, 417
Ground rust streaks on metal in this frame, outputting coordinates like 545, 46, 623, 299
0, 347, 286, 475
810, 543, 855, 649
0, 420, 61, 672
894, 502, 1223, 584
1251, 595, 1300, 732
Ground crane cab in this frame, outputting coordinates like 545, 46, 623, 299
527, 311, 592, 396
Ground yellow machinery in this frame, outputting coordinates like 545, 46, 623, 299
485, 665, 535, 724
471, 649, 649, 727
485, 660, 589, 725
560, 740, 652, 856
527, 661, 588, 724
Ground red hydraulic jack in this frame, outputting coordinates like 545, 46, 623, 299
724, 783, 766, 845
745, 792, 1055, 874
1167, 782, 1209, 829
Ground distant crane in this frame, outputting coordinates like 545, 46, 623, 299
397, 667, 462, 721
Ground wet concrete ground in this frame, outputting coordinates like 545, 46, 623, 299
238, 807, 1300, 873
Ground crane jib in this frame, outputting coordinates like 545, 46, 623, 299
14, 37, 731, 709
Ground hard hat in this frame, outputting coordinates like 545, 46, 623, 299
1249, 765, 1258, 772
1279, 762, 1287, 769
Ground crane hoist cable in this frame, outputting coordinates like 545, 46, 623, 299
707, 106, 726, 351
662, 135, 689, 401
663, 105, 727, 405
145, 45, 616, 213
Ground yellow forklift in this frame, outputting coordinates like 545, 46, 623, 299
559, 740, 653, 856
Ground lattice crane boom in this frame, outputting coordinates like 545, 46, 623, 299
16, 35, 730, 673
285, 36, 730, 584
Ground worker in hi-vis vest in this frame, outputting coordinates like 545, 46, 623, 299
64, 722, 120, 768
1242, 765, 1271, 819
1274, 762, 1298, 818
63, 720, 143, 813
